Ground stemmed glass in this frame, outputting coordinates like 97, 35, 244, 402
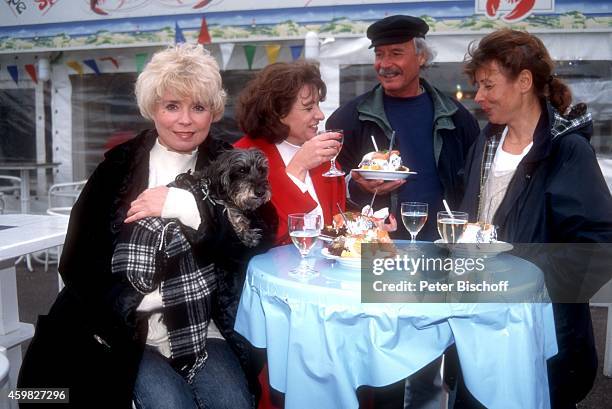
436, 211, 468, 243
319, 129, 345, 177
288, 213, 322, 279
401, 202, 428, 244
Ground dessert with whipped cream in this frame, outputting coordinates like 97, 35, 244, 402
327, 207, 396, 258
460, 223, 498, 243
358, 150, 408, 172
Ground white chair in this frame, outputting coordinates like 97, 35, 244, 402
47, 180, 87, 216
0, 176, 21, 214
33, 180, 87, 274
0, 346, 9, 409
0, 176, 32, 270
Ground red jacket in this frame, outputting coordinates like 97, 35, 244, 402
235, 135, 346, 245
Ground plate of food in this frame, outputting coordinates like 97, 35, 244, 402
321, 209, 398, 270
352, 149, 416, 180
434, 239, 513, 258
321, 248, 361, 269
352, 168, 417, 181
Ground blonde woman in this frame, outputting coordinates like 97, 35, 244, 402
19, 44, 253, 408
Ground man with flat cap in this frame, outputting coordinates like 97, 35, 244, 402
326, 14, 480, 409
327, 15, 479, 242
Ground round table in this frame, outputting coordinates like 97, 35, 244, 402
235, 243, 558, 409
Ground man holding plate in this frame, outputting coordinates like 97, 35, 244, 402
327, 15, 479, 242
326, 14, 480, 409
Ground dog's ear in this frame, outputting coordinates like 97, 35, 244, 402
215, 149, 239, 195
249, 148, 270, 177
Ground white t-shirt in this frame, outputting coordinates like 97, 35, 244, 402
491, 128, 533, 176
480, 127, 533, 223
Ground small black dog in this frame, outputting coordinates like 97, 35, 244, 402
194, 148, 272, 248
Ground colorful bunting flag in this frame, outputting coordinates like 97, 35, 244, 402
83, 59, 101, 75
219, 43, 235, 70
243, 45, 256, 70
265, 45, 281, 65
24, 64, 37, 84
7, 65, 18, 84
66, 60, 84, 75
100, 56, 119, 68
290, 45, 303, 61
135, 53, 148, 73
198, 17, 211, 45
175, 22, 186, 44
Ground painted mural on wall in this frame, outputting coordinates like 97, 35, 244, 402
1, 0, 610, 52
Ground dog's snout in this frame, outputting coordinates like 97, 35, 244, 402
255, 187, 267, 198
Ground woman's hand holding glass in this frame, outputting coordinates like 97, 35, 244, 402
317, 129, 344, 177
286, 131, 344, 181
288, 213, 322, 279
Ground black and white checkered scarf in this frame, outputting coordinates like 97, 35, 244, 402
112, 203, 217, 382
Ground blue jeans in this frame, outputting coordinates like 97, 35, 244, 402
133, 339, 253, 409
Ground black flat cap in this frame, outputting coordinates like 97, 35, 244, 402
367, 15, 429, 48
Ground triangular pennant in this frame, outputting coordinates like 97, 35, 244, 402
175, 21, 186, 44
197, 17, 212, 44
290, 45, 303, 61
100, 56, 119, 68
83, 59, 101, 75
7, 65, 18, 84
265, 44, 281, 65
66, 61, 84, 75
135, 53, 148, 73
25, 64, 37, 84
243, 45, 256, 70
219, 43, 235, 70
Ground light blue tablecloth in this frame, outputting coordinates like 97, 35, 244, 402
235, 244, 558, 409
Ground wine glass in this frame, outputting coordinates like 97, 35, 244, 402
401, 202, 428, 244
288, 213, 323, 279
437, 211, 468, 243
319, 129, 345, 177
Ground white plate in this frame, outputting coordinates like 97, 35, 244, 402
321, 248, 361, 269
351, 168, 417, 181
434, 239, 513, 257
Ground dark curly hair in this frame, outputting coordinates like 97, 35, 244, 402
464, 29, 574, 115
235, 61, 326, 144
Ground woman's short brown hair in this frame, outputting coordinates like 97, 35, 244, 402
236, 61, 326, 144
464, 29, 572, 114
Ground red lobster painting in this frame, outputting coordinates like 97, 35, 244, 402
486, 0, 536, 22
90, 0, 211, 16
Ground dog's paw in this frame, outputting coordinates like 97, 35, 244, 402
240, 228, 262, 247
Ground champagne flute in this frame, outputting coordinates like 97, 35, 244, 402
437, 211, 468, 243
319, 129, 345, 177
401, 202, 428, 244
288, 213, 322, 278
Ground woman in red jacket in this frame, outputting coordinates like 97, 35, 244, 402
234, 61, 345, 245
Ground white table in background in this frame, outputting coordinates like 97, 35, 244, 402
0, 162, 60, 213
0, 214, 68, 408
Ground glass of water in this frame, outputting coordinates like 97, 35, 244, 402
437, 211, 468, 243
288, 213, 322, 278
401, 202, 428, 244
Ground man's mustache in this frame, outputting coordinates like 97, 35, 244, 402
378, 68, 402, 76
